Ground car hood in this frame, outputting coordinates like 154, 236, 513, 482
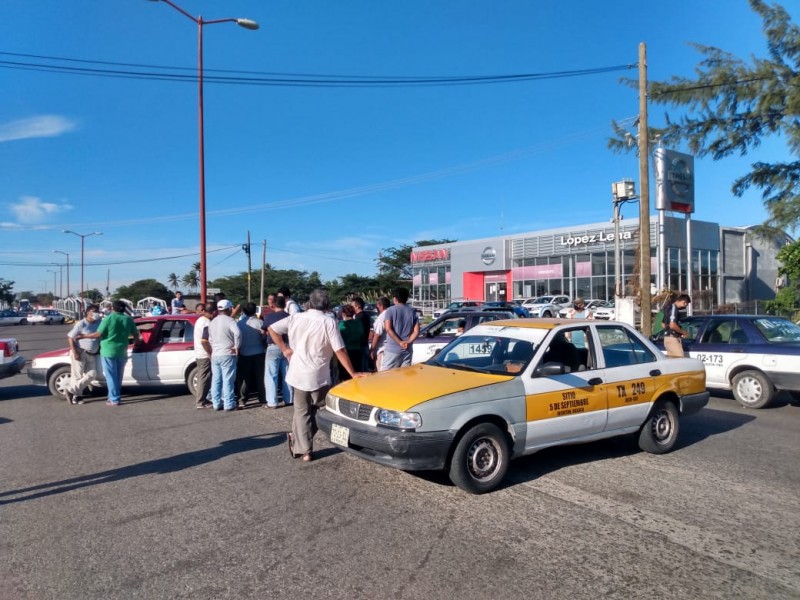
330, 364, 513, 412
34, 347, 69, 360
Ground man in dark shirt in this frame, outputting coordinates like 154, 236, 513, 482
662, 294, 691, 357
262, 295, 292, 407
351, 296, 373, 371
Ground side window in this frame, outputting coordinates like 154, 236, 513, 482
564, 326, 594, 371
597, 326, 656, 368
432, 317, 461, 337
702, 320, 733, 344
477, 315, 500, 324
160, 320, 191, 343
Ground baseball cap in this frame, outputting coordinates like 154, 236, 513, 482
217, 299, 234, 310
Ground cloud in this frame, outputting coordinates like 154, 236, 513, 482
0, 115, 77, 143
9, 196, 73, 225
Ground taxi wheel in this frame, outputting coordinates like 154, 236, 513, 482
47, 366, 72, 401
638, 400, 679, 454
732, 370, 774, 409
449, 423, 509, 494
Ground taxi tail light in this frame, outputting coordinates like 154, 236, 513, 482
0, 341, 14, 357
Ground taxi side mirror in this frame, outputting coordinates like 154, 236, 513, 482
534, 362, 567, 377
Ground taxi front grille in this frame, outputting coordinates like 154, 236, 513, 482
338, 399, 373, 421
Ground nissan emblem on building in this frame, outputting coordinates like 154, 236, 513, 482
655, 148, 695, 214
481, 247, 497, 265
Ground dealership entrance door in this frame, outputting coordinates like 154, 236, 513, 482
485, 281, 507, 302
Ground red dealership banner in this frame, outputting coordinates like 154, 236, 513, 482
411, 248, 450, 263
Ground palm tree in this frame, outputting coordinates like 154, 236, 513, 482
167, 273, 180, 291
182, 271, 199, 292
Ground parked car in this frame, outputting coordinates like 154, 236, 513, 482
318, 318, 708, 494
411, 311, 518, 364
557, 299, 606, 318
521, 295, 571, 318
29, 315, 201, 401
0, 337, 26, 380
433, 301, 484, 319
26, 309, 66, 325
0, 309, 28, 326
593, 301, 616, 320
482, 301, 530, 318
653, 314, 800, 409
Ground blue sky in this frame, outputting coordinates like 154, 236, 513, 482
0, 0, 793, 297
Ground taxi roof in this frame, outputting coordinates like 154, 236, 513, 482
482, 318, 574, 330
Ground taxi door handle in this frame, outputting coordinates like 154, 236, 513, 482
650, 369, 661, 376
587, 377, 603, 385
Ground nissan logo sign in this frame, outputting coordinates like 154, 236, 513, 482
481, 247, 497, 265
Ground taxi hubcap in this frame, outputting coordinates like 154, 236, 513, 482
467, 438, 500, 481
652, 410, 673, 442
737, 377, 762, 402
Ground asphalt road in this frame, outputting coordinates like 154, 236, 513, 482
1, 323, 799, 599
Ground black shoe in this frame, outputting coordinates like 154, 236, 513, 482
75, 396, 85, 405
66, 391, 77, 405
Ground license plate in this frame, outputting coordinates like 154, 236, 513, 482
330, 423, 350, 447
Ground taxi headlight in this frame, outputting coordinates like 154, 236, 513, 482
376, 409, 422, 430
325, 393, 339, 412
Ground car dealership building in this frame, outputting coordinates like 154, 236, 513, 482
411, 215, 788, 312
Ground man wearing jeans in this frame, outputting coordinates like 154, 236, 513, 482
381, 287, 420, 371
208, 299, 241, 411
80, 300, 140, 406
262, 295, 292, 408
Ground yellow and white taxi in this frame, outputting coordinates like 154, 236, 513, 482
318, 319, 709, 494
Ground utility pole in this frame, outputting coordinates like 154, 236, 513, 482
638, 42, 652, 336
259, 240, 266, 307
245, 230, 252, 303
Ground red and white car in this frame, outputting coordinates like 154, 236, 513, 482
28, 315, 201, 400
0, 338, 26, 380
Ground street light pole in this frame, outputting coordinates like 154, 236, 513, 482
64, 230, 102, 316
47, 269, 58, 300
54, 250, 70, 297
147, 0, 259, 306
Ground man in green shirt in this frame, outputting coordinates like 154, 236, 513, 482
80, 300, 140, 405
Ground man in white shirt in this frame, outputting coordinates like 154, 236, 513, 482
193, 303, 214, 409
269, 289, 364, 461
208, 299, 241, 411
277, 286, 302, 315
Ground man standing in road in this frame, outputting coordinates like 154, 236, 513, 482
79, 300, 140, 406
381, 287, 420, 371
277, 287, 302, 315
370, 297, 391, 372
268, 289, 364, 461
208, 299, 241, 411
662, 294, 692, 358
171, 291, 186, 315
235, 302, 266, 408
262, 295, 292, 408
351, 296, 372, 371
193, 303, 214, 409
65, 303, 101, 405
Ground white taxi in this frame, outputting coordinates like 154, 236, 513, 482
318, 319, 708, 494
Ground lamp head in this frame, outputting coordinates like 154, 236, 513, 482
236, 18, 259, 30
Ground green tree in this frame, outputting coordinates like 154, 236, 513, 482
0, 279, 15, 305
765, 239, 800, 315
167, 273, 180, 291
182, 270, 199, 292
115, 279, 171, 304
610, 0, 800, 230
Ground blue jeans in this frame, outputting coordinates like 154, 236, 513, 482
211, 354, 237, 410
265, 345, 292, 407
101, 355, 127, 404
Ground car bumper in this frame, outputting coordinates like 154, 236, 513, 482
680, 391, 709, 416
317, 409, 455, 471
27, 367, 48, 385
0, 356, 26, 380
765, 372, 800, 391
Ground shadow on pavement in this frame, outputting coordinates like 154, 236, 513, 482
0, 433, 284, 506
0, 384, 51, 401
0, 417, 12, 424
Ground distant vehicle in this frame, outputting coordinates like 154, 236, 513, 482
482, 301, 530, 318
593, 301, 616, 320
653, 314, 800, 409
433, 301, 484, 319
521, 295, 571, 318
18, 298, 32, 313
557, 299, 607, 318
0, 309, 28, 326
0, 337, 26, 380
29, 315, 201, 401
27, 309, 66, 325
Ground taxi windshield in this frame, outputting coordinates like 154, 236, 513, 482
427, 330, 547, 375
752, 317, 800, 343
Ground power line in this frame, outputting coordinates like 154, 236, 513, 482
0, 50, 635, 87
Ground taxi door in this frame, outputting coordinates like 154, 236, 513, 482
523, 325, 608, 449
146, 319, 194, 381
594, 324, 660, 431
687, 318, 744, 388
